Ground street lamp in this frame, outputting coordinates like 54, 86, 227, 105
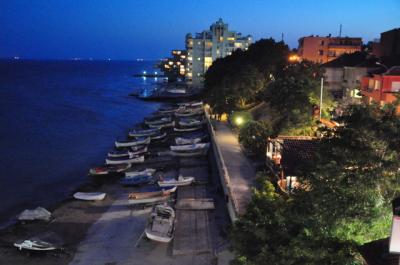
235, 116, 244, 126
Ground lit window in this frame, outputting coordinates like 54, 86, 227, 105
168, 61, 173, 65
188, 57, 193, 61
227, 37, 235, 41
197, 57, 201, 61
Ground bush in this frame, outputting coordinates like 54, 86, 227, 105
238, 121, 273, 156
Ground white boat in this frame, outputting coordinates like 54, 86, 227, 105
178, 118, 204, 127
174, 126, 202, 132
144, 116, 172, 126
170, 143, 210, 152
125, 168, 156, 178
145, 204, 175, 243
14, 239, 57, 251
174, 110, 203, 117
148, 121, 175, 129
166, 88, 186, 94
115, 137, 150, 148
18, 207, 51, 221
129, 146, 148, 156
128, 128, 160, 137
178, 101, 203, 107
73, 192, 106, 201
108, 146, 147, 158
106, 155, 144, 165
158, 175, 194, 187
150, 132, 167, 140
175, 137, 202, 145
89, 163, 131, 175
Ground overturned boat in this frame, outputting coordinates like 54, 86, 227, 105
108, 146, 148, 158
128, 128, 160, 138
115, 137, 150, 148
144, 115, 172, 126
178, 117, 205, 127
73, 192, 106, 201
148, 121, 175, 129
150, 132, 167, 141
145, 204, 175, 243
174, 109, 203, 117
14, 239, 57, 251
158, 175, 194, 187
170, 143, 210, 152
18, 207, 52, 222
106, 155, 145, 165
174, 125, 203, 132
89, 163, 131, 175
128, 186, 177, 205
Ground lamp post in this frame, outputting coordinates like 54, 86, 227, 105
320, 78, 324, 120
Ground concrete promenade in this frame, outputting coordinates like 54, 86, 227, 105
213, 121, 255, 216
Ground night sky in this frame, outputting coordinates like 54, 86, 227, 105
1, 0, 399, 60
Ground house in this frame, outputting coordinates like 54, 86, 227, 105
359, 237, 399, 265
298, 35, 362, 64
361, 66, 400, 114
321, 52, 379, 101
265, 136, 318, 192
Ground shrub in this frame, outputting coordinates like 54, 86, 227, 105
238, 121, 273, 156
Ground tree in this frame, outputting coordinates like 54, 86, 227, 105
231, 103, 400, 265
238, 121, 273, 156
204, 39, 290, 115
263, 60, 335, 135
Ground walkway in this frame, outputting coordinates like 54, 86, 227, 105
213, 121, 255, 216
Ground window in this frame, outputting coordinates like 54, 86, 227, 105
321, 40, 325, 46
374, 80, 381, 90
318, 50, 324, 56
392, 81, 400, 92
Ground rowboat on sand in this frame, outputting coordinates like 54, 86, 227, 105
145, 204, 175, 243
73, 192, 106, 201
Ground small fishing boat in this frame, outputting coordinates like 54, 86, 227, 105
14, 239, 57, 251
170, 143, 210, 152
107, 146, 148, 158
150, 132, 167, 140
148, 121, 175, 129
174, 109, 203, 117
73, 192, 106, 201
166, 88, 186, 94
174, 126, 203, 132
115, 137, 150, 148
18, 207, 52, 221
177, 101, 203, 107
129, 146, 148, 156
120, 174, 153, 186
145, 204, 175, 243
157, 105, 182, 114
128, 128, 160, 138
178, 118, 205, 127
158, 175, 194, 187
106, 155, 144, 165
125, 168, 156, 178
144, 116, 172, 126
89, 163, 131, 175
175, 133, 206, 145
128, 192, 171, 205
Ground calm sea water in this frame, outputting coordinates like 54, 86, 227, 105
0, 59, 160, 227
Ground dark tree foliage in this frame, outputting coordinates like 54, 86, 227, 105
231, 103, 400, 265
204, 39, 290, 114
238, 121, 274, 156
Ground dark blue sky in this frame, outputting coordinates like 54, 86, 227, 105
1, 0, 399, 60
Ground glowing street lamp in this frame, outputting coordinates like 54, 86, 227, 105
235, 116, 244, 126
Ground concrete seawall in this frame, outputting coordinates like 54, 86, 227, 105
205, 109, 239, 222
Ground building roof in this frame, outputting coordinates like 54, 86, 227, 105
359, 237, 399, 265
321, 52, 378, 68
277, 137, 319, 176
385, 66, 400, 76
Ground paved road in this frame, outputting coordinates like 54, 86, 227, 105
213, 121, 255, 215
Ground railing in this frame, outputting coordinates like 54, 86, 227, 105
204, 107, 239, 222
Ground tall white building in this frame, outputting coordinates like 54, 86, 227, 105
185, 19, 252, 83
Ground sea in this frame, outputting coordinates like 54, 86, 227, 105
0, 59, 161, 227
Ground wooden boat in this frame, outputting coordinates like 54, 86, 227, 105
128, 128, 160, 137
89, 163, 131, 175
73, 192, 106, 201
108, 146, 148, 158
174, 126, 202, 132
115, 137, 150, 148
158, 176, 194, 187
128, 192, 170, 205
18, 207, 51, 221
178, 118, 205, 127
120, 175, 153, 186
145, 204, 175, 243
174, 109, 203, 117
148, 121, 175, 129
170, 143, 210, 152
157, 106, 182, 114
144, 116, 172, 126
125, 168, 156, 178
150, 132, 167, 140
14, 239, 57, 251
106, 155, 144, 165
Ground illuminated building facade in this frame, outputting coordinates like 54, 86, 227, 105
185, 18, 252, 83
298, 35, 362, 63
159, 50, 187, 82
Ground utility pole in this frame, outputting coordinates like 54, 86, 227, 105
339, 24, 342, 37
320, 78, 324, 120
